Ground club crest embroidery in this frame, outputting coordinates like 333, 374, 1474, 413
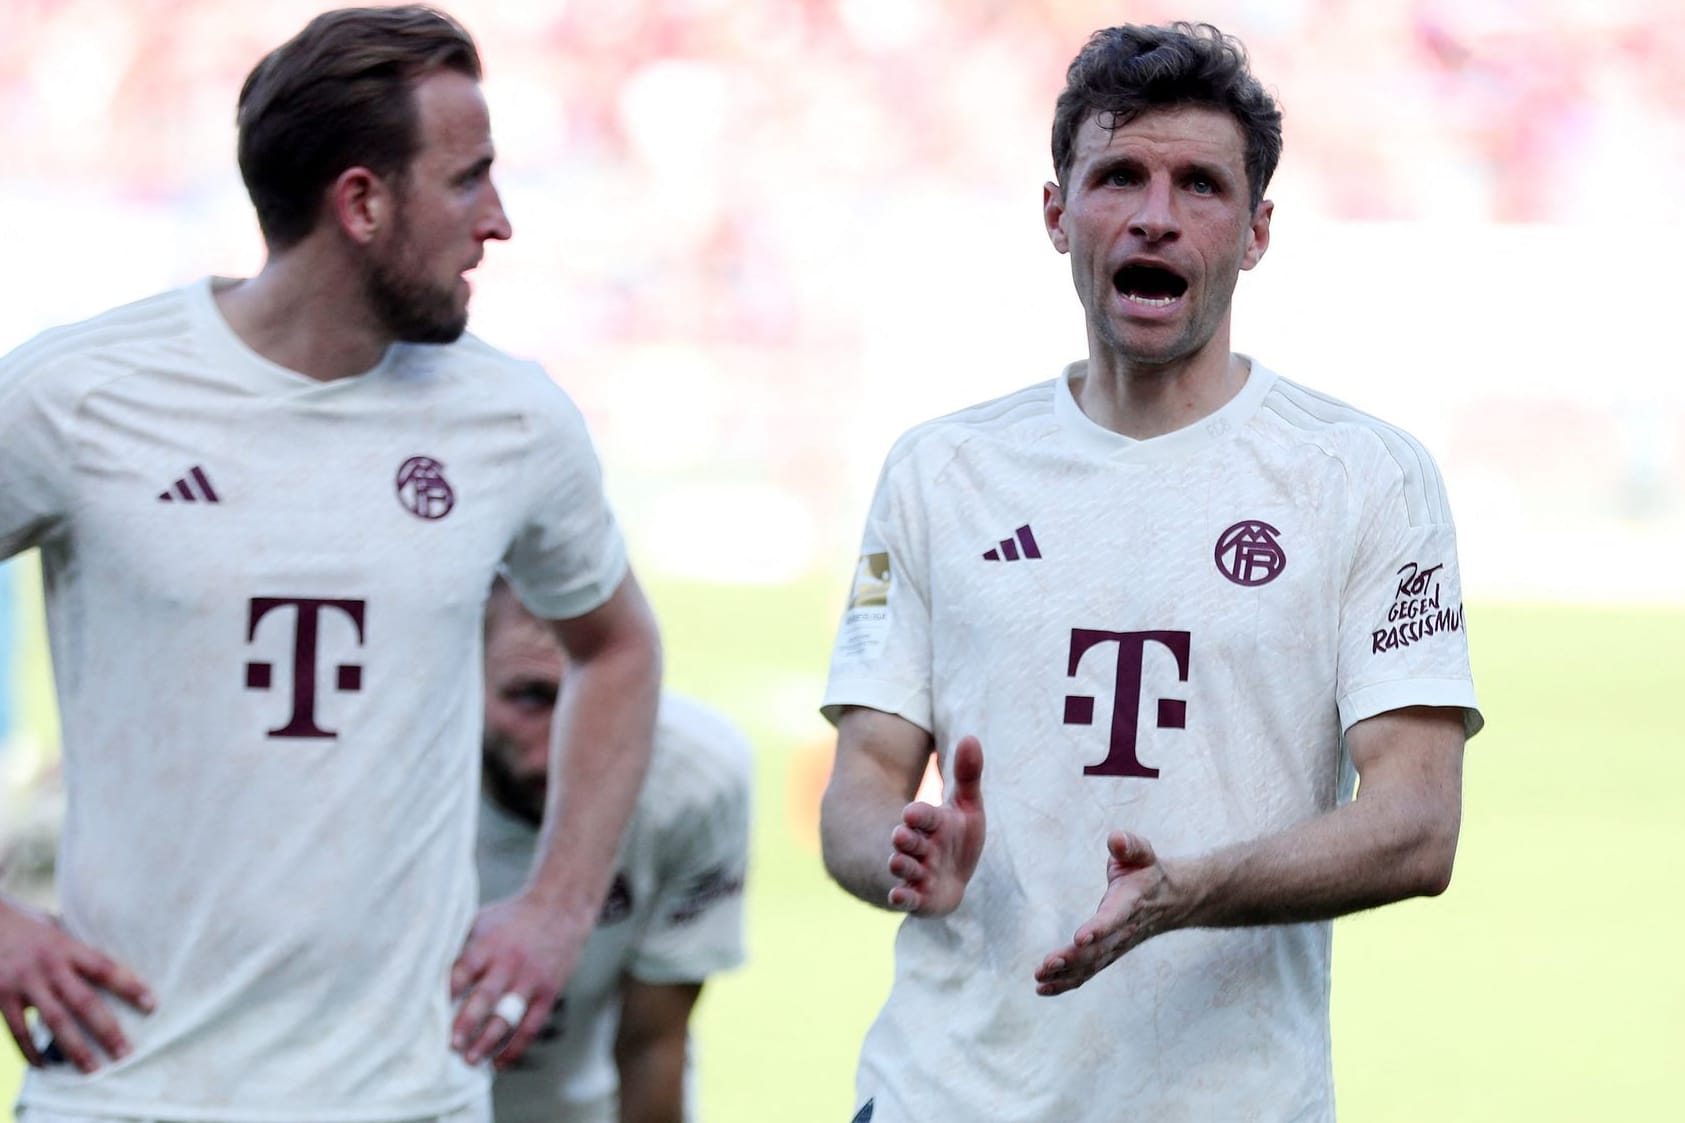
1214, 520, 1285, 586
395, 456, 455, 520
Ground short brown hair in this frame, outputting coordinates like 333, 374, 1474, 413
236, 5, 482, 250
1051, 22, 1282, 210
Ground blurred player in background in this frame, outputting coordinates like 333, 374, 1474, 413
478, 578, 749, 1123
820, 21, 1482, 1121
0, 7, 660, 1122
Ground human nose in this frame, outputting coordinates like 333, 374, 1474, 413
1128, 176, 1179, 243
481, 181, 512, 242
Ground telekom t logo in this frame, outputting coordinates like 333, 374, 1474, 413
245, 597, 367, 739
1062, 629, 1191, 778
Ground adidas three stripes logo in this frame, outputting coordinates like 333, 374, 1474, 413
157, 465, 221, 503
982, 524, 1041, 562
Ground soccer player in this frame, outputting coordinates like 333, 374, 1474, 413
477, 579, 749, 1123
0, 8, 661, 1122
819, 22, 1482, 1122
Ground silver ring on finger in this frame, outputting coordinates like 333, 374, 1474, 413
492, 992, 528, 1027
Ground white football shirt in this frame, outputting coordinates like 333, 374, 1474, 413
823, 359, 1482, 1122
476, 694, 751, 1123
0, 278, 627, 1122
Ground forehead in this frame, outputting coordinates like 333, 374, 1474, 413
485, 607, 562, 677
1069, 104, 1246, 172
410, 68, 493, 161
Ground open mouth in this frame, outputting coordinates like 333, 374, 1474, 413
1113, 263, 1188, 308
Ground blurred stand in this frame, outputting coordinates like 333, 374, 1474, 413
1, 0, 1678, 600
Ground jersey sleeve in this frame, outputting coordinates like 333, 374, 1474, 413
0, 335, 79, 559
500, 369, 628, 621
626, 722, 752, 986
1335, 430, 1483, 738
819, 437, 935, 730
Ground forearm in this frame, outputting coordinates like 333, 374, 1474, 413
1163, 788, 1460, 932
526, 635, 661, 917
615, 1034, 688, 1123
819, 779, 910, 909
614, 981, 699, 1123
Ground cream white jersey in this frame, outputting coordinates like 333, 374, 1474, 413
823, 360, 1482, 1123
0, 279, 627, 1122
476, 694, 751, 1123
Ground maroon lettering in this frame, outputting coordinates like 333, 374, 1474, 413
1394, 561, 1445, 599
1371, 603, 1464, 653
246, 597, 367, 738
1063, 629, 1191, 778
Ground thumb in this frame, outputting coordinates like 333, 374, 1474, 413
949, 735, 984, 809
1108, 830, 1156, 871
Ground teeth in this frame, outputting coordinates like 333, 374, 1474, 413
1123, 293, 1178, 308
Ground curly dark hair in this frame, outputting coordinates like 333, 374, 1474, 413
236, 6, 482, 250
1051, 22, 1282, 209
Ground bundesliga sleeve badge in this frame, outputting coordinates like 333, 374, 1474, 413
835, 551, 892, 663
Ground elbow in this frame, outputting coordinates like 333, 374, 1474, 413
816, 787, 848, 884
1404, 818, 1460, 899
1414, 851, 1455, 899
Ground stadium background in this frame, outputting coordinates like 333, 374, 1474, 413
0, 0, 1681, 1118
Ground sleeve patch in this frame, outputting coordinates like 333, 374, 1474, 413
836, 552, 892, 661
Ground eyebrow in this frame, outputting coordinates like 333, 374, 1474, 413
1086, 153, 1236, 187
455, 154, 495, 183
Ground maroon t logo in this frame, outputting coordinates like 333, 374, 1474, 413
1063, 629, 1191, 778
245, 597, 367, 738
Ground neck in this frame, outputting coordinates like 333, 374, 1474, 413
214, 246, 393, 382
1075, 333, 1247, 440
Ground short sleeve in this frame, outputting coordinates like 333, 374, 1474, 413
1335, 433, 1483, 738
500, 373, 628, 621
626, 719, 752, 985
820, 439, 935, 730
0, 335, 78, 559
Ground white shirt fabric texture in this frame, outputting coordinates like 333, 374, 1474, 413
0, 278, 627, 1122
476, 694, 751, 1123
822, 360, 1483, 1123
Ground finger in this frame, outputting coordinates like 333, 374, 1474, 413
70, 945, 155, 1014
450, 937, 491, 1000
29, 991, 98, 1074
890, 823, 928, 858
1, 1000, 43, 1067
52, 970, 130, 1062
1034, 950, 1071, 982
950, 736, 984, 808
900, 801, 938, 833
494, 987, 555, 1070
1107, 830, 1156, 870
886, 885, 920, 912
451, 966, 514, 1055
463, 1007, 515, 1066
887, 852, 923, 881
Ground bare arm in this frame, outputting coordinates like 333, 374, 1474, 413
820, 707, 985, 916
453, 573, 663, 1064
1035, 706, 1465, 994
613, 978, 702, 1123
531, 572, 664, 921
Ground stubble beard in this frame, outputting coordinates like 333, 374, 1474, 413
1092, 285, 1231, 374
480, 734, 546, 827
364, 220, 469, 345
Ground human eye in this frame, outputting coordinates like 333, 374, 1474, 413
1186, 172, 1222, 196
504, 681, 558, 712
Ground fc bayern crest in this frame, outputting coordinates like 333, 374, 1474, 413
395, 456, 455, 520
1215, 520, 1285, 586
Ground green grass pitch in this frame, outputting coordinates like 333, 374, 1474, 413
3, 594, 1680, 1119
